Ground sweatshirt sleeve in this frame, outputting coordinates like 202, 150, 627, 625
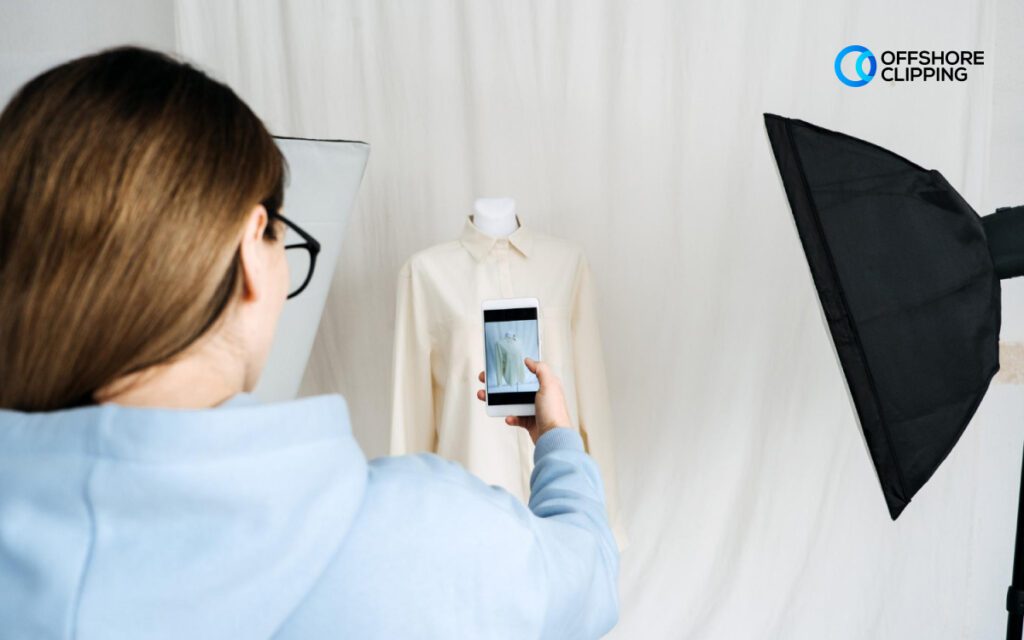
527, 427, 620, 639
389, 260, 437, 454
357, 426, 619, 638
570, 253, 629, 550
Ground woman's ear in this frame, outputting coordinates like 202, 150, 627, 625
238, 203, 270, 302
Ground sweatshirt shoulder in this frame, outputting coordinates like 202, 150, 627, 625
357, 453, 550, 562
340, 454, 547, 615
366, 453, 529, 521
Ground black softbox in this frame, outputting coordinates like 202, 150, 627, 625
764, 113, 1003, 519
764, 112, 1024, 636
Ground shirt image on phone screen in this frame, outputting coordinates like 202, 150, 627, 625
484, 307, 540, 404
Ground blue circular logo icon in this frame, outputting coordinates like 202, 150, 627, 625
835, 45, 876, 87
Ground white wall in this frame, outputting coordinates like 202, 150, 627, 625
0, 0, 176, 106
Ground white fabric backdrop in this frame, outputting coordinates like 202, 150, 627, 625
175, 1, 1024, 637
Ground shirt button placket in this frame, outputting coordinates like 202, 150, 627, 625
497, 242, 514, 298
496, 242, 532, 495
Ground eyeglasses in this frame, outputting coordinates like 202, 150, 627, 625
262, 199, 321, 299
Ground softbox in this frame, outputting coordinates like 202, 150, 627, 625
253, 136, 369, 402
763, 113, 1011, 520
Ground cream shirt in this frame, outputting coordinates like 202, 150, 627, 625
494, 334, 526, 386
390, 215, 628, 549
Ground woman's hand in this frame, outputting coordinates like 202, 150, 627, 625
476, 357, 572, 445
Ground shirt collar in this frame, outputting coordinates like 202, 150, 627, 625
459, 214, 534, 261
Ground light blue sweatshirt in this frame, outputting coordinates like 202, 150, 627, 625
0, 392, 619, 639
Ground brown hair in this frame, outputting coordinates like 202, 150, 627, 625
0, 46, 287, 411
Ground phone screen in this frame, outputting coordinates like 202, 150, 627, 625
484, 307, 540, 405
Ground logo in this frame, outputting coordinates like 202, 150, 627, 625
834, 45, 985, 86
834, 45, 877, 87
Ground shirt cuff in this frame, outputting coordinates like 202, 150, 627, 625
533, 426, 584, 463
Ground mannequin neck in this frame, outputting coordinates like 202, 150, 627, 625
473, 197, 518, 238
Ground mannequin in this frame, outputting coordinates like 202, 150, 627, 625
475, 199, 530, 391
390, 198, 629, 549
472, 197, 519, 237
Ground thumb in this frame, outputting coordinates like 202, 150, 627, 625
524, 357, 547, 381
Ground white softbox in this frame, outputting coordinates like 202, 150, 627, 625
253, 136, 369, 402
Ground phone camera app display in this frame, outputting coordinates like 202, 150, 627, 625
484, 310, 540, 395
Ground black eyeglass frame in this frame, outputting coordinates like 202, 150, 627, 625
262, 199, 321, 299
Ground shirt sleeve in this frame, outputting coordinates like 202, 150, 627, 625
570, 253, 630, 550
389, 259, 437, 454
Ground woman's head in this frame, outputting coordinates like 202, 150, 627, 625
0, 45, 291, 411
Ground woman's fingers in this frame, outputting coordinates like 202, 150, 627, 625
506, 415, 537, 430
523, 357, 553, 386
477, 370, 538, 433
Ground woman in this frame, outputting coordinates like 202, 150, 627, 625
0, 46, 619, 639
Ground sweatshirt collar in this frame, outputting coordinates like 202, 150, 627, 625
217, 391, 260, 408
459, 214, 534, 261
0, 391, 369, 637
0, 392, 362, 464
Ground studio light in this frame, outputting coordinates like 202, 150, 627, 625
764, 113, 1024, 638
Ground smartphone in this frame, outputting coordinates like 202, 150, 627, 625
482, 297, 541, 417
